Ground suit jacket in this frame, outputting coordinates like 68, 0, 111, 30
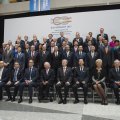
51, 52, 62, 69
15, 40, 25, 52
87, 52, 99, 69
24, 67, 39, 83
99, 46, 114, 67
74, 67, 89, 83
28, 51, 39, 68
2, 50, 13, 65
0, 68, 10, 83
114, 48, 120, 60
57, 67, 73, 83
10, 69, 24, 83
30, 40, 40, 51
0, 54, 2, 61
73, 37, 83, 46
74, 51, 87, 67
57, 37, 65, 47
109, 68, 120, 83
97, 33, 108, 41
40, 69, 55, 85
14, 52, 25, 69
62, 51, 73, 67
39, 51, 50, 69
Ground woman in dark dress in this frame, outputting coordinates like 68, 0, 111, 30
92, 59, 108, 105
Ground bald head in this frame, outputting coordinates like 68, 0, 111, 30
114, 59, 120, 68
44, 62, 51, 69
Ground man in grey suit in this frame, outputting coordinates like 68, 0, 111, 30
2, 44, 13, 70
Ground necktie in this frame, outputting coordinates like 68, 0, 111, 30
29, 68, 32, 80
63, 67, 66, 76
14, 69, 17, 81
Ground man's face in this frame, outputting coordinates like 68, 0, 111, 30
60, 32, 64, 37
62, 60, 67, 67
79, 59, 84, 66
31, 46, 35, 51
29, 60, 34, 67
100, 28, 104, 33
114, 61, 120, 68
78, 46, 83, 51
14, 62, 20, 69
17, 47, 21, 53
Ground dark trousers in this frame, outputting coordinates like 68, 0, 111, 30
112, 83, 120, 100
5, 82, 20, 99
0, 82, 6, 99
56, 82, 70, 100
72, 83, 88, 100
38, 83, 52, 99
19, 82, 37, 98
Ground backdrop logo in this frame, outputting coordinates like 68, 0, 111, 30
51, 16, 72, 25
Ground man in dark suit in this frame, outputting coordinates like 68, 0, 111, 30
18, 59, 39, 103
38, 62, 55, 102
47, 34, 53, 43
74, 45, 87, 67
51, 46, 62, 83
109, 59, 120, 104
64, 38, 72, 49
114, 47, 120, 60
24, 43, 30, 68
16, 35, 25, 51
73, 32, 83, 46
99, 40, 114, 83
0, 61, 10, 100
0, 53, 2, 61
62, 45, 73, 67
87, 45, 99, 83
14, 46, 25, 70
2, 44, 14, 70
97, 28, 108, 41
56, 59, 73, 104
28, 45, 39, 68
72, 59, 89, 104
30, 35, 40, 51
5, 61, 24, 102
39, 45, 50, 71
57, 32, 65, 47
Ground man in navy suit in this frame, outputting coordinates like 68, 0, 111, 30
38, 62, 55, 102
5, 61, 24, 102
97, 28, 108, 41
39, 45, 50, 71
56, 59, 73, 104
74, 45, 87, 67
109, 59, 120, 104
28, 45, 39, 68
14, 46, 25, 70
0, 61, 10, 100
18, 59, 39, 103
62, 45, 73, 67
72, 59, 89, 104
57, 32, 65, 47
30, 35, 40, 51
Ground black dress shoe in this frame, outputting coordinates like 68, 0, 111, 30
63, 99, 67, 104
73, 99, 79, 104
101, 100, 104, 105
29, 98, 32, 104
0, 98, 2, 101
58, 99, 63, 104
18, 98, 23, 103
84, 99, 88, 104
115, 100, 120, 105
104, 100, 108, 105
11, 97, 16, 102
5, 98, 12, 101
50, 98, 53, 102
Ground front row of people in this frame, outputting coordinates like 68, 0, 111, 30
0, 58, 120, 105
